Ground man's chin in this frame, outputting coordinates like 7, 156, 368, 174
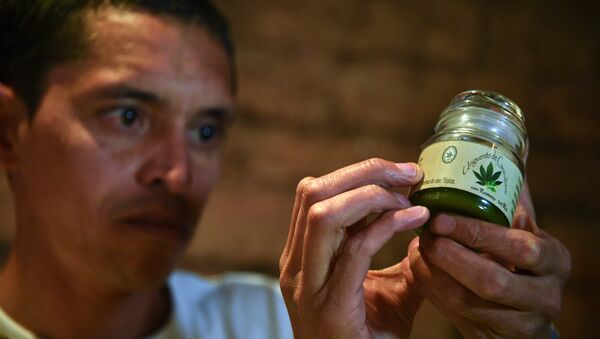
107, 250, 184, 292
93, 220, 196, 291
101, 236, 190, 292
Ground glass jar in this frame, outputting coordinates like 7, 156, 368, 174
409, 90, 528, 229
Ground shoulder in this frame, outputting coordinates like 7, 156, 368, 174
165, 269, 292, 339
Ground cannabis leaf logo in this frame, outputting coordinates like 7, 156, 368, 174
473, 162, 502, 192
442, 146, 457, 163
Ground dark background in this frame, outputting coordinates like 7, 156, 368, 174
1, 0, 598, 337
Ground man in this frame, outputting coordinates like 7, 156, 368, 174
0, 1, 570, 338
0, 1, 291, 338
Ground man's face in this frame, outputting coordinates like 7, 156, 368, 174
10, 8, 234, 289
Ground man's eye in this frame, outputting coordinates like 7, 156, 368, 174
112, 107, 142, 128
120, 108, 139, 127
101, 107, 145, 130
191, 123, 223, 146
199, 125, 216, 140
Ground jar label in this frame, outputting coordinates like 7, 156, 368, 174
412, 141, 523, 223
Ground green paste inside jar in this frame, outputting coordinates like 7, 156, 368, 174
409, 187, 510, 234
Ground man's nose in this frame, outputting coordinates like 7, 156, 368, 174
136, 134, 192, 194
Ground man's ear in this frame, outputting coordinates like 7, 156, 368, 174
0, 83, 28, 170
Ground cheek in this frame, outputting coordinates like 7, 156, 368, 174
190, 155, 222, 203
182, 154, 222, 217
17, 123, 125, 218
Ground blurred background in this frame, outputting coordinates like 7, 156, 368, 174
1, 0, 598, 337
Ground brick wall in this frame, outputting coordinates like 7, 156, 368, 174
199, 1, 600, 336
1, 0, 598, 337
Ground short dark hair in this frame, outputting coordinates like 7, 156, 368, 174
0, 0, 235, 116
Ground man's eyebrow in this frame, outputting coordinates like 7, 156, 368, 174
200, 106, 237, 123
92, 85, 162, 102
85, 84, 236, 120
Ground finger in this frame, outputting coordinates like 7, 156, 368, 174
280, 176, 314, 271
409, 244, 545, 338
430, 214, 555, 275
300, 184, 422, 291
408, 245, 492, 338
407, 235, 419, 254
286, 159, 421, 275
296, 159, 421, 220
302, 159, 422, 204
419, 232, 563, 317
366, 259, 423, 331
399, 236, 421, 290
325, 206, 429, 301
512, 178, 539, 232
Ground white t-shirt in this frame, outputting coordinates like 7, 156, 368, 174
0, 270, 294, 339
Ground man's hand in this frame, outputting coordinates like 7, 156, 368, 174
409, 181, 571, 338
279, 159, 429, 338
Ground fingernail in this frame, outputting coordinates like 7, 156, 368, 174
407, 206, 427, 219
404, 206, 429, 227
432, 214, 455, 235
392, 206, 429, 233
396, 162, 419, 178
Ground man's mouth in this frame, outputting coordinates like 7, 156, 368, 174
109, 195, 197, 241
119, 211, 193, 239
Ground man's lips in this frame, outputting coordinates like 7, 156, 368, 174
119, 211, 193, 238
108, 194, 197, 240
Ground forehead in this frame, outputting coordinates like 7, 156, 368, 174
47, 7, 233, 105
87, 8, 225, 69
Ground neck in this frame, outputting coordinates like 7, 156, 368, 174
0, 243, 171, 339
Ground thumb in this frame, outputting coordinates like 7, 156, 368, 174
512, 177, 539, 233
